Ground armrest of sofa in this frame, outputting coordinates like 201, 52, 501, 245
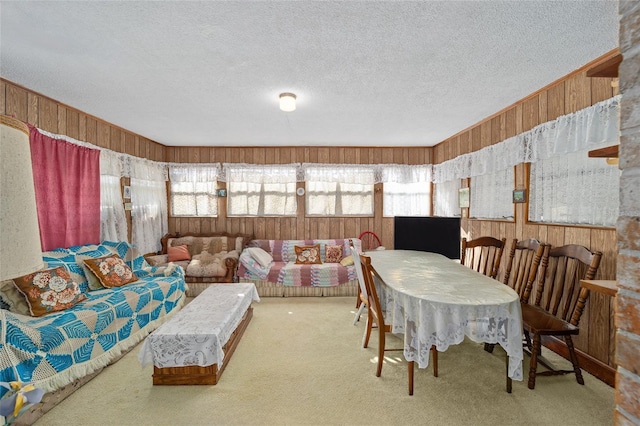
145, 254, 168, 266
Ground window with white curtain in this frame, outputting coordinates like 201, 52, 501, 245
529, 151, 619, 226
99, 151, 128, 242
433, 179, 460, 217
470, 167, 514, 220
225, 164, 297, 216
169, 165, 219, 217
382, 164, 431, 217
304, 164, 374, 216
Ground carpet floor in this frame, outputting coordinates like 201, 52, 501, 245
35, 297, 614, 426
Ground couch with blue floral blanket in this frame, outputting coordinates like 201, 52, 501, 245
0, 241, 187, 399
237, 238, 360, 297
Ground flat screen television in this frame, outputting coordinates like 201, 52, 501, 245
393, 216, 461, 259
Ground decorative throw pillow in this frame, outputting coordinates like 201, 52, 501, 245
340, 255, 354, 267
76, 254, 105, 290
83, 254, 139, 288
246, 247, 273, 268
12, 266, 87, 317
325, 245, 343, 263
294, 244, 322, 265
168, 244, 191, 262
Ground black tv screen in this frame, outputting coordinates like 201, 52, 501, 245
393, 216, 461, 259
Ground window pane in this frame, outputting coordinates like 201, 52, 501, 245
383, 181, 431, 217
469, 168, 514, 220
434, 180, 460, 217
169, 167, 218, 217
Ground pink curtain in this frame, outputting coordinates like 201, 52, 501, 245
29, 126, 101, 251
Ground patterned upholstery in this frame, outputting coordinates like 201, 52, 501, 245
0, 241, 187, 396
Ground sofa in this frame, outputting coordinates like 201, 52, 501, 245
237, 238, 361, 297
146, 233, 251, 286
0, 240, 187, 420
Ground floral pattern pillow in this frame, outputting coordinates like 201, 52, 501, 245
12, 266, 87, 317
83, 254, 139, 288
324, 245, 343, 263
294, 244, 322, 265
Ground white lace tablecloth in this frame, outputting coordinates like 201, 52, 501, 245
367, 250, 523, 380
138, 283, 260, 368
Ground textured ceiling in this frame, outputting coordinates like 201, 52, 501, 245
0, 1, 619, 147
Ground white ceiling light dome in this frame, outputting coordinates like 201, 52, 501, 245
279, 93, 296, 112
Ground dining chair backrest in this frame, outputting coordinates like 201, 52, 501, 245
360, 254, 385, 329
349, 239, 368, 300
502, 238, 548, 303
461, 236, 506, 279
529, 244, 602, 326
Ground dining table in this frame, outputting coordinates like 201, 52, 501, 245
366, 249, 524, 393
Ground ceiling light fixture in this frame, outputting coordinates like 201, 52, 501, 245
279, 93, 296, 112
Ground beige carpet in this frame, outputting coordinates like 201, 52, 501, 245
35, 297, 614, 426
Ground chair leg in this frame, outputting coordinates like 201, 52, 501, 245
408, 361, 414, 396
564, 336, 585, 385
376, 328, 385, 377
528, 334, 541, 390
363, 311, 373, 348
506, 354, 512, 393
484, 343, 495, 353
431, 345, 438, 377
353, 303, 365, 325
524, 331, 533, 353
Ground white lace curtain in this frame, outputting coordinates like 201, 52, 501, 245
224, 163, 298, 216
100, 150, 128, 242
169, 164, 220, 217
470, 168, 514, 220
433, 180, 460, 217
130, 177, 168, 254
381, 164, 432, 217
303, 164, 375, 216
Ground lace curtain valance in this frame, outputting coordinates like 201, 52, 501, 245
222, 163, 300, 184
302, 163, 377, 185
432, 96, 620, 183
169, 164, 221, 182
381, 164, 432, 183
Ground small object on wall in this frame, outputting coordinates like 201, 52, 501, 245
296, 187, 305, 196
458, 188, 470, 208
123, 185, 131, 200
217, 189, 227, 197
513, 189, 527, 203
124, 202, 132, 211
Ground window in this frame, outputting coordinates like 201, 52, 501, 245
529, 151, 619, 226
304, 164, 374, 216
169, 166, 219, 217
382, 165, 431, 217
130, 177, 168, 254
433, 179, 460, 217
226, 164, 297, 216
469, 168, 514, 220
100, 174, 128, 242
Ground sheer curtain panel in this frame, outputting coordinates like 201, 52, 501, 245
303, 164, 375, 216
381, 164, 432, 217
100, 150, 128, 242
129, 161, 168, 254
224, 164, 297, 216
470, 168, 514, 220
169, 165, 220, 217
433, 180, 460, 217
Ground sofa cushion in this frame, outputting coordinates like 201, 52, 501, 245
168, 245, 191, 262
295, 244, 322, 264
325, 245, 343, 263
12, 266, 87, 317
340, 255, 354, 266
83, 254, 139, 288
246, 247, 273, 268
0, 279, 31, 315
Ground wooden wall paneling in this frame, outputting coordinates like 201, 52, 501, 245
317, 147, 330, 163
521, 96, 540, 133
514, 103, 524, 135
85, 117, 98, 145
381, 217, 394, 249
95, 121, 109, 149
545, 225, 566, 248
591, 77, 615, 103
0, 80, 6, 114
538, 91, 548, 123
564, 226, 591, 247
564, 72, 592, 114
490, 117, 501, 146
78, 114, 87, 141
591, 228, 617, 280
57, 106, 67, 135
39, 97, 58, 133
498, 114, 507, 142
5, 84, 28, 121
66, 109, 79, 140
27, 92, 39, 126
504, 108, 517, 139
471, 126, 482, 153
546, 82, 566, 121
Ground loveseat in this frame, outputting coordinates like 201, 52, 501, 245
0, 240, 186, 420
237, 238, 361, 297
146, 232, 251, 286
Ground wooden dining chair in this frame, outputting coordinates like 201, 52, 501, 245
460, 236, 506, 279
521, 244, 602, 389
484, 238, 548, 353
360, 254, 437, 395
349, 239, 368, 326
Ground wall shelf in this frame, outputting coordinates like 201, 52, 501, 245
586, 52, 622, 78
588, 145, 619, 158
